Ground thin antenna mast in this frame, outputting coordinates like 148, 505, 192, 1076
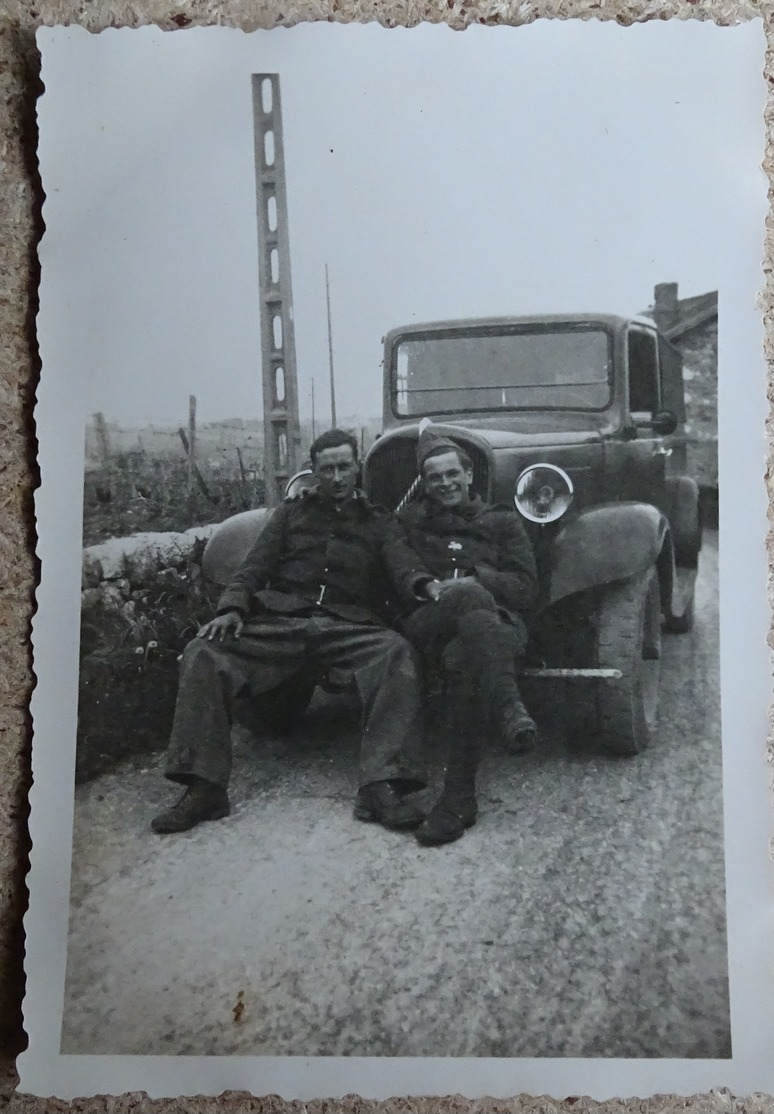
311, 379, 316, 443
325, 263, 337, 427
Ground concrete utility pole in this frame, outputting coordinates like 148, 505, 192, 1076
325, 263, 337, 427
252, 74, 302, 505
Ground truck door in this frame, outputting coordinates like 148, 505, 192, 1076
658, 331, 688, 477
622, 326, 670, 511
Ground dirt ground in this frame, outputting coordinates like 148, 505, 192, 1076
60, 534, 728, 1060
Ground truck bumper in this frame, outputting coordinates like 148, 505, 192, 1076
522, 667, 623, 679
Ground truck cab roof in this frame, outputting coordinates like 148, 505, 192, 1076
383, 313, 658, 343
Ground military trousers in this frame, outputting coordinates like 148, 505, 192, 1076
400, 580, 527, 683
400, 581, 529, 793
165, 612, 427, 793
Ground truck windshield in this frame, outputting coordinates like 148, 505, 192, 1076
392, 326, 612, 416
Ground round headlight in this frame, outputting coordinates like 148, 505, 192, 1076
514, 463, 573, 524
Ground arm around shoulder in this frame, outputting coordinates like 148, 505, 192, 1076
380, 513, 436, 607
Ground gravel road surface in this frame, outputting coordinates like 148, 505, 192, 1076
61, 532, 729, 1059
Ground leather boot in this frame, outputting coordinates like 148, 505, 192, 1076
151, 781, 230, 834
354, 780, 425, 830
497, 692, 538, 754
461, 612, 538, 752
415, 793, 478, 846
416, 673, 482, 846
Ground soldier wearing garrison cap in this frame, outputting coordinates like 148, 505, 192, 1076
397, 424, 539, 846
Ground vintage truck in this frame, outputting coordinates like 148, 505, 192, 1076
203, 313, 702, 756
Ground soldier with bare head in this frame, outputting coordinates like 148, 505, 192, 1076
151, 428, 434, 837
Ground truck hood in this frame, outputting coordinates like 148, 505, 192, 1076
479, 427, 603, 451
380, 415, 606, 451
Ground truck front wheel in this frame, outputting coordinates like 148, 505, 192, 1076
594, 566, 661, 756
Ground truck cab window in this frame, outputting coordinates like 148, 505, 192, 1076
628, 329, 659, 416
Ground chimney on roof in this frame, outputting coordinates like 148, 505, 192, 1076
653, 282, 679, 332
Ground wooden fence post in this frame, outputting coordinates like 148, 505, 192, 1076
236, 446, 250, 510
187, 395, 197, 495
93, 411, 113, 498
178, 426, 216, 505
94, 411, 111, 466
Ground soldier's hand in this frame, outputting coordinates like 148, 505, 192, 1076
197, 611, 244, 641
424, 576, 471, 601
436, 575, 472, 594
423, 580, 443, 602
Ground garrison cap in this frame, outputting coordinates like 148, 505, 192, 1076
416, 425, 465, 470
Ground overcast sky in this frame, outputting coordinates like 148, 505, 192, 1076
38, 21, 765, 428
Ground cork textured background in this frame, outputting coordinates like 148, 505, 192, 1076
1, 2, 771, 1109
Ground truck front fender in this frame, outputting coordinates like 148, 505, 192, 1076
201, 507, 273, 587
547, 503, 670, 605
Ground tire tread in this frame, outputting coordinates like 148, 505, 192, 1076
595, 567, 659, 756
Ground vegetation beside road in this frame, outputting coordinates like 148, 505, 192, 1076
83, 448, 265, 547
77, 540, 220, 783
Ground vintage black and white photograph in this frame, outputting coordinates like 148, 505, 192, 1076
23, 19, 773, 1101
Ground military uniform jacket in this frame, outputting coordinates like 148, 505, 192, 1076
398, 495, 539, 622
216, 490, 428, 626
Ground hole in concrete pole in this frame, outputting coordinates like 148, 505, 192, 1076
273, 315, 283, 349
264, 129, 275, 166
261, 78, 273, 114
267, 195, 277, 232
270, 248, 279, 284
275, 366, 286, 403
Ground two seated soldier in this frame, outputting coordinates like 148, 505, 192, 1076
151, 425, 538, 847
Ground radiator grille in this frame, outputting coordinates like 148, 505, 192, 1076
365, 436, 490, 511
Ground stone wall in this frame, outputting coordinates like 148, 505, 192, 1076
81, 523, 218, 632
676, 319, 718, 490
